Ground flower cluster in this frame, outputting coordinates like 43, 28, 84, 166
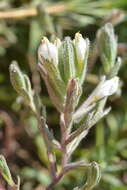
38, 33, 89, 113
38, 33, 89, 85
38, 32, 119, 112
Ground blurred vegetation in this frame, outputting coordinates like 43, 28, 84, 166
1, 0, 127, 189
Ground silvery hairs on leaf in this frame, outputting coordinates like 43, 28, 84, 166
9, 61, 26, 94
83, 162, 101, 190
0, 155, 14, 186
9, 61, 36, 112
97, 23, 117, 75
0, 155, 20, 190
73, 162, 101, 190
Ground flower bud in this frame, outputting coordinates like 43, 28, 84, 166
38, 37, 58, 66
74, 32, 87, 63
9, 61, 26, 94
58, 37, 76, 83
38, 38, 66, 112
54, 38, 61, 49
10, 62, 36, 112
94, 76, 119, 101
73, 32, 89, 85
97, 23, 117, 75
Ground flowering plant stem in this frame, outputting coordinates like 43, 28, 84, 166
34, 109, 57, 181
8, 23, 120, 190
35, 110, 83, 189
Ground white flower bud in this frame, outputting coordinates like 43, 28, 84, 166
74, 32, 88, 63
38, 37, 58, 66
95, 76, 119, 99
54, 38, 61, 49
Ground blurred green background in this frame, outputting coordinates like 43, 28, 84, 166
1, 0, 127, 189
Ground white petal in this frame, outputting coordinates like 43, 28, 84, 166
54, 38, 61, 49
38, 37, 58, 66
74, 32, 87, 63
96, 76, 119, 98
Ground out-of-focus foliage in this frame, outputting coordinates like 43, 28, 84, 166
0, 0, 127, 190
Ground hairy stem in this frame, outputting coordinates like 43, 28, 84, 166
35, 113, 57, 180
46, 172, 64, 190
60, 114, 69, 167
46, 162, 90, 189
